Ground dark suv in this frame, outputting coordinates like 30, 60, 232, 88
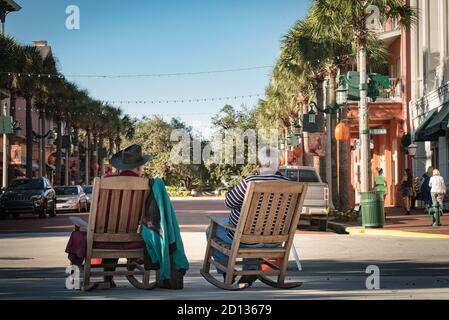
0, 178, 56, 219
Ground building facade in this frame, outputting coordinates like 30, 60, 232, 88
345, 14, 411, 207
0, 40, 56, 183
409, 0, 449, 185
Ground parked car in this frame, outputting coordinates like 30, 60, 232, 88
279, 166, 330, 231
55, 185, 88, 213
0, 178, 56, 219
82, 185, 93, 210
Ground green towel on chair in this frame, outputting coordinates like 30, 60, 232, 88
141, 178, 189, 280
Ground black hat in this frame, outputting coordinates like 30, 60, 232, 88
110, 144, 152, 170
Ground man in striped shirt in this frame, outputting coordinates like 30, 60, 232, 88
206, 147, 289, 286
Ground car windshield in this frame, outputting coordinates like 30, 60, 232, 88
9, 179, 44, 191
55, 187, 78, 196
83, 186, 93, 194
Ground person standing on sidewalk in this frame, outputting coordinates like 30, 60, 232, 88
374, 168, 388, 201
400, 169, 413, 215
421, 166, 433, 211
429, 169, 446, 215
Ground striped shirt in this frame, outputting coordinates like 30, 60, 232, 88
225, 172, 290, 240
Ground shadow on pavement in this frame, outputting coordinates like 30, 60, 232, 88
1, 259, 448, 300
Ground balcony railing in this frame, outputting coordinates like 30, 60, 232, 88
374, 78, 403, 102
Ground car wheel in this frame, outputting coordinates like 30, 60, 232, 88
39, 203, 47, 219
49, 202, 57, 218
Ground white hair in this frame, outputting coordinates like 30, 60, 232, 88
258, 146, 280, 171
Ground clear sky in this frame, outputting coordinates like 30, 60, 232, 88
5, 0, 311, 137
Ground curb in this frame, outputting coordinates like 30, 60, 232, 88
327, 221, 349, 235
345, 227, 449, 239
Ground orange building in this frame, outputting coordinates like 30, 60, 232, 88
344, 18, 411, 207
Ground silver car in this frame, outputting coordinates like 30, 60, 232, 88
82, 185, 93, 210
55, 186, 88, 213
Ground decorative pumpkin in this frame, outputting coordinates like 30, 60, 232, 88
48, 155, 56, 165
335, 122, 350, 141
93, 162, 100, 172
293, 146, 303, 159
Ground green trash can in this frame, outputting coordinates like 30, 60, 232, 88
360, 192, 385, 228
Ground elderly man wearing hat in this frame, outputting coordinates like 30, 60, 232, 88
65, 144, 189, 289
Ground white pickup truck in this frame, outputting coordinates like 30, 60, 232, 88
279, 166, 330, 231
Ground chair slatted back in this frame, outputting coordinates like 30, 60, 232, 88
87, 177, 150, 243
237, 181, 307, 244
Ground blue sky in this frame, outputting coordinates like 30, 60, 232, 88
6, 0, 310, 137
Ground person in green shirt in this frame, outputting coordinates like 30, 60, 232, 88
374, 168, 388, 201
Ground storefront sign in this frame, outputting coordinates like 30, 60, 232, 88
370, 129, 387, 135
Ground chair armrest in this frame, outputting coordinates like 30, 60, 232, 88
70, 217, 88, 232
208, 215, 236, 232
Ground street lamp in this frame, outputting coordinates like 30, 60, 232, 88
0, 0, 21, 35
336, 75, 349, 106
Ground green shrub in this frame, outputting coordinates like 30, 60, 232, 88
166, 186, 191, 198
330, 208, 359, 222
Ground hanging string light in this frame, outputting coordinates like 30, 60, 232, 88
0, 53, 356, 80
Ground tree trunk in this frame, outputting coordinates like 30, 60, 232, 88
7, 91, 17, 184
314, 80, 325, 174
65, 123, 71, 185
25, 96, 34, 178
328, 74, 340, 209
99, 135, 104, 177
339, 104, 350, 210
85, 129, 91, 184
55, 119, 63, 186
108, 136, 114, 156
73, 128, 81, 184
39, 108, 47, 178
9, 91, 16, 149
115, 137, 121, 152
92, 132, 98, 177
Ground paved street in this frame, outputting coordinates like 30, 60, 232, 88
0, 199, 448, 300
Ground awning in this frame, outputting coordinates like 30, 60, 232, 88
425, 103, 449, 137
413, 109, 438, 142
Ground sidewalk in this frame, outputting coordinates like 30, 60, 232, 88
1, 231, 449, 299
329, 207, 449, 239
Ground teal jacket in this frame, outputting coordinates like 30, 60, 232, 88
141, 178, 189, 280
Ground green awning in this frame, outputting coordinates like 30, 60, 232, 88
426, 103, 449, 137
413, 109, 438, 142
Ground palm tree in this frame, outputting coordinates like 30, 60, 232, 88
35, 52, 59, 179
16, 45, 44, 178
0, 36, 19, 119
69, 89, 90, 184
307, 0, 417, 195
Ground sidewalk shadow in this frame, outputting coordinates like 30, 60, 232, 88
1, 259, 448, 300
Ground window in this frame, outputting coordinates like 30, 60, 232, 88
299, 170, 320, 183
282, 170, 299, 182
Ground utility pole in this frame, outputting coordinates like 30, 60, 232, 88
359, 46, 370, 193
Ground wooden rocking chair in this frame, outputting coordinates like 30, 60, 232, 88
200, 181, 307, 290
82, 176, 157, 291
